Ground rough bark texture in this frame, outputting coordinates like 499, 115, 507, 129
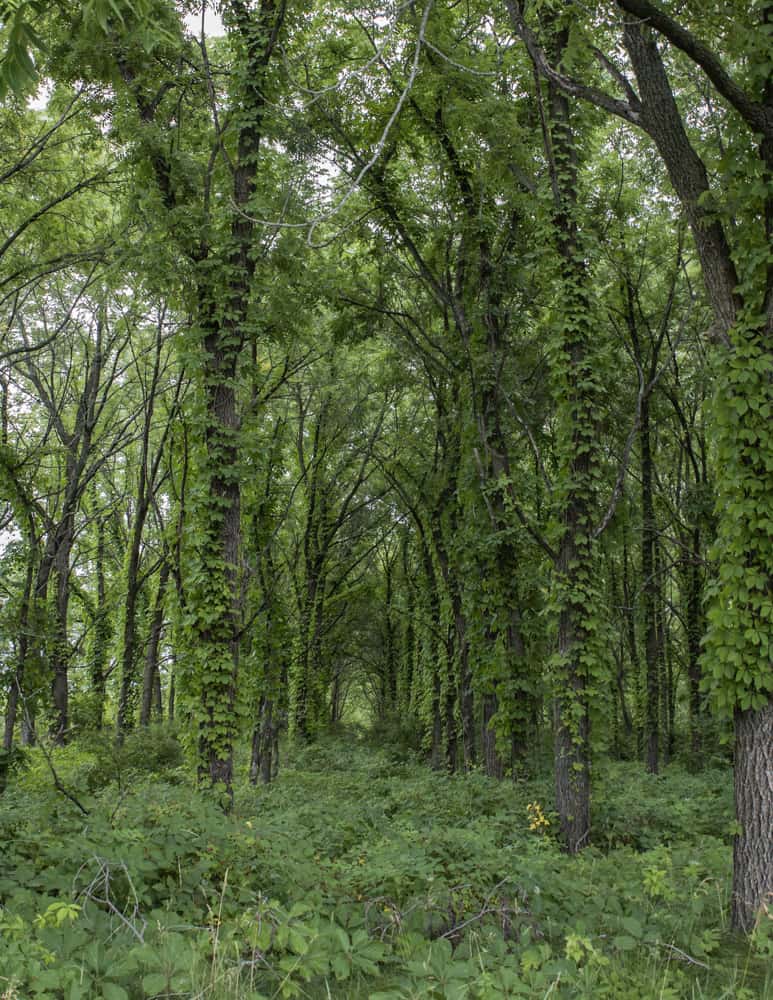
732, 702, 773, 932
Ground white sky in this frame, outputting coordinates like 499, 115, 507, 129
184, 6, 225, 37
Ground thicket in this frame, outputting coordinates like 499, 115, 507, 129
1, 733, 771, 999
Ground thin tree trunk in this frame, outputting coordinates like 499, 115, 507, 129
50, 516, 73, 745
430, 660, 443, 771
140, 561, 170, 726
622, 534, 643, 754
685, 525, 704, 758
260, 698, 274, 785
152, 671, 162, 720
444, 623, 458, 773
640, 397, 659, 774
2, 544, 35, 773
91, 515, 109, 729
482, 692, 503, 779
456, 604, 475, 770
167, 668, 175, 722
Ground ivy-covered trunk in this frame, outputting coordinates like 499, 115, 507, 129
193, 312, 245, 790
706, 326, 773, 932
140, 560, 169, 727
50, 510, 74, 744
621, 9, 773, 932
553, 460, 593, 854
115, 0, 287, 798
545, 36, 598, 855
443, 622, 458, 773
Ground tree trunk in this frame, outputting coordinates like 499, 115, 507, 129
444, 623, 458, 773
622, 534, 643, 754
554, 597, 591, 853
456, 604, 475, 770
482, 692, 503, 779
2, 545, 35, 772
140, 561, 170, 726
430, 660, 443, 771
117, 541, 143, 739
50, 517, 73, 744
90, 516, 109, 729
640, 397, 659, 773
684, 525, 704, 758
546, 29, 595, 855
260, 697, 275, 785
731, 702, 773, 932
167, 668, 175, 722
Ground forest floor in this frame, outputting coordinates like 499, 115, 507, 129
0, 729, 771, 999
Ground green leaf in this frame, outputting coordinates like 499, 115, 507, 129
141, 972, 168, 996
102, 984, 131, 1000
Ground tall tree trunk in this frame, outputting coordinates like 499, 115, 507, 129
2, 543, 35, 783
655, 540, 672, 765
90, 515, 109, 729
545, 30, 596, 855
117, 323, 164, 739
431, 662, 443, 771
250, 695, 275, 785
684, 524, 704, 758
50, 514, 73, 744
640, 397, 659, 773
732, 704, 773, 932
482, 692, 503, 779
167, 667, 175, 722
116, 535, 142, 739
455, 602, 475, 770
621, 14, 772, 928
140, 560, 170, 726
117, 0, 286, 803
444, 623, 458, 773
554, 551, 591, 853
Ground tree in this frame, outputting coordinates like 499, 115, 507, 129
504, 0, 772, 932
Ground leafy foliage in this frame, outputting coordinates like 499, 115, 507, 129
0, 736, 768, 999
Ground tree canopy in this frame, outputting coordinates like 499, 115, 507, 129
0, 1, 771, 992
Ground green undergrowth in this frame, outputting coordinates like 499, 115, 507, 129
0, 730, 770, 999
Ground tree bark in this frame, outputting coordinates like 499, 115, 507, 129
732, 703, 773, 932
